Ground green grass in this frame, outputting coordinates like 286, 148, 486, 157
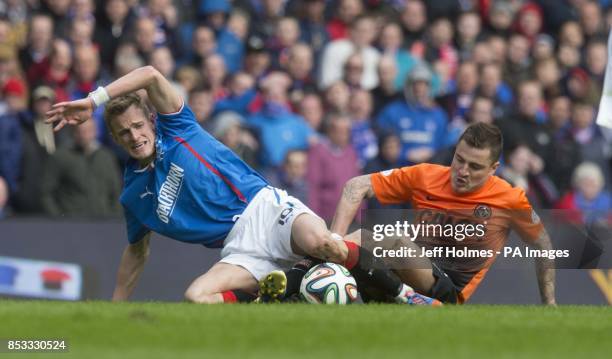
0, 300, 610, 359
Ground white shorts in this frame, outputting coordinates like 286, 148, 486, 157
220, 186, 319, 280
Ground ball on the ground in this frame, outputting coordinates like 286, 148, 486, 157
299, 263, 360, 304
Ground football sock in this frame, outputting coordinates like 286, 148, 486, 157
343, 241, 403, 299
285, 257, 321, 297
221, 290, 256, 303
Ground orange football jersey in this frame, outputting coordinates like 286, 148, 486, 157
371, 163, 544, 302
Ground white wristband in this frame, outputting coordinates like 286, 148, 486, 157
88, 86, 110, 108
330, 233, 343, 241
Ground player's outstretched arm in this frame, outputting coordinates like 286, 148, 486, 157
330, 174, 375, 236
46, 66, 181, 131
531, 229, 557, 305
112, 233, 151, 302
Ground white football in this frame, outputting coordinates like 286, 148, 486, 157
299, 263, 360, 304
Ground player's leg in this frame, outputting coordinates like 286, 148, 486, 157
375, 233, 436, 294
362, 232, 458, 303
288, 216, 441, 305
184, 262, 258, 304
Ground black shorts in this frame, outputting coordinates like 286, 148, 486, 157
430, 262, 460, 304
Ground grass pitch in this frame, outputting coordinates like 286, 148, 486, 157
0, 300, 610, 359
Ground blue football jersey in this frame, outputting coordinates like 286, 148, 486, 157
120, 103, 268, 247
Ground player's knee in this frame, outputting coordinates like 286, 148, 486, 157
306, 231, 343, 262
184, 289, 219, 304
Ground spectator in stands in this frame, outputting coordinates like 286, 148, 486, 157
498, 81, 555, 175
40, 117, 121, 217
323, 80, 350, 114
371, 56, 401, 116
504, 34, 532, 89
189, 85, 215, 131
499, 144, 559, 208
186, 25, 216, 68
213, 71, 256, 117
250, 0, 285, 42
556, 162, 611, 225
13, 86, 70, 214
534, 58, 563, 101
437, 60, 479, 126
175, 65, 202, 98
417, 18, 458, 80
455, 11, 483, 61
547, 96, 582, 195
563, 67, 600, 104
377, 63, 450, 165
29, 38, 72, 103
400, 0, 427, 50
557, 43, 581, 72
467, 96, 495, 125
532, 34, 556, 62
268, 149, 309, 204
319, 14, 380, 90
348, 89, 377, 167
343, 52, 365, 90
477, 63, 513, 118
297, 92, 324, 132
513, 2, 543, 45
566, 101, 612, 187
246, 72, 314, 169
18, 14, 53, 72
548, 96, 572, 136
70, 44, 108, 143
217, 10, 249, 74
282, 43, 316, 103
113, 43, 145, 77
268, 17, 301, 69
0, 78, 28, 195
212, 111, 258, 170
327, 0, 363, 41
307, 112, 360, 222
202, 54, 228, 100
95, 0, 133, 70
585, 40, 607, 86
297, 0, 328, 71
243, 35, 271, 80
377, 22, 418, 91
579, 1, 606, 42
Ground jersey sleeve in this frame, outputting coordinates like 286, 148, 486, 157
370, 166, 418, 204
509, 190, 545, 243
124, 207, 150, 244
156, 102, 201, 139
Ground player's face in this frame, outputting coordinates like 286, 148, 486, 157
450, 140, 499, 194
110, 105, 156, 165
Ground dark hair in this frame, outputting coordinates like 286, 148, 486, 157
104, 93, 151, 132
457, 123, 503, 163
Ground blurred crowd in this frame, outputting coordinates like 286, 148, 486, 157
0, 0, 611, 226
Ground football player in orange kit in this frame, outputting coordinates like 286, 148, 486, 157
330, 123, 556, 304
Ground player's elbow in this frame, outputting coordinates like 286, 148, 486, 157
141, 65, 163, 84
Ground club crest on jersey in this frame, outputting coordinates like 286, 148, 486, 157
155, 135, 165, 161
156, 162, 184, 223
473, 204, 492, 219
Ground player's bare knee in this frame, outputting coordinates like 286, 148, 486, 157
184, 290, 220, 304
309, 232, 344, 262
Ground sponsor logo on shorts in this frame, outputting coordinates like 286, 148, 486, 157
278, 207, 294, 225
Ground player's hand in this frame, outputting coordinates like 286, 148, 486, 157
45, 98, 94, 131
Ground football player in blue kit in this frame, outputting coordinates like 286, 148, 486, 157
45, 66, 438, 305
